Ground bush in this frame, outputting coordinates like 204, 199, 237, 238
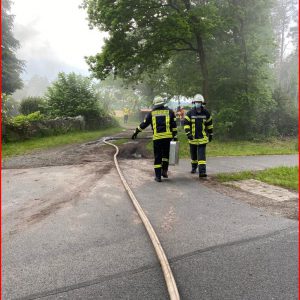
4, 112, 45, 142
46, 72, 104, 125
7, 111, 44, 127
44, 72, 120, 130
272, 88, 298, 137
213, 108, 238, 140
20, 96, 47, 115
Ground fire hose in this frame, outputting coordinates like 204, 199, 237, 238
103, 137, 180, 300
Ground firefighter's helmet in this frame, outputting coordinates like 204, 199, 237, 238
153, 96, 165, 107
193, 94, 205, 103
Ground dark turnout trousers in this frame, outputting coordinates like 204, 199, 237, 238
153, 138, 172, 179
190, 144, 206, 174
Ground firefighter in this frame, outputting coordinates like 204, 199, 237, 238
184, 94, 213, 178
131, 96, 177, 182
176, 106, 185, 127
123, 107, 129, 124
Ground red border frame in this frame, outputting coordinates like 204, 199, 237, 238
0, 0, 3, 298
0, 1, 299, 300
297, 0, 300, 290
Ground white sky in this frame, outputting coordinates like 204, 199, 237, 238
11, 0, 108, 80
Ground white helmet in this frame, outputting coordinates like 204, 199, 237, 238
193, 94, 205, 103
153, 96, 165, 107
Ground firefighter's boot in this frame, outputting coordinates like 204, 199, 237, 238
191, 163, 197, 174
199, 163, 207, 178
162, 169, 168, 178
162, 160, 168, 178
154, 167, 162, 182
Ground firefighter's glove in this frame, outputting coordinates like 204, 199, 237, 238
187, 133, 194, 140
209, 134, 213, 142
131, 129, 139, 140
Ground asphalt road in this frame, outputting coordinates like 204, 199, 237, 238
2, 154, 298, 300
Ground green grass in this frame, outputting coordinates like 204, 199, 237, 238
146, 130, 297, 157
178, 130, 298, 157
216, 166, 298, 190
146, 129, 298, 157
206, 139, 298, 157
2, 127, 122, 158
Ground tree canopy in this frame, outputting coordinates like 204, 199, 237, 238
82, 0, 298, 139
2, 0, 24, 94
83, 0, 223, 99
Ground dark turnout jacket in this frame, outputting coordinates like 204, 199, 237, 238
137, 106, 177, 140
184, 107, 213, 145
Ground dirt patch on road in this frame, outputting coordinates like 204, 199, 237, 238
202, 177, 298, 220
3, 130, 153, 169
118, 139, 152, 159
3, 131, 153, 235
2, 142, 115, 169
5, 162, 115, 237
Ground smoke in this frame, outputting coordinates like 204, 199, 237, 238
11, 0, 106, 81
14, 22, 89, 81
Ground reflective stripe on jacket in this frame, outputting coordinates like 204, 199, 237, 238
137, 107, 177, 140
184, 108, 213, 145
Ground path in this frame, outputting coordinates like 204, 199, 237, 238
2, 141, 298, 299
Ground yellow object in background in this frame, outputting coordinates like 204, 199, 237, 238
123, 108, 129, 115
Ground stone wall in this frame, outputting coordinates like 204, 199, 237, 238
3, 116, 85, 142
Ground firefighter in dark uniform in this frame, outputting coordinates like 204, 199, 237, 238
132, 96, 177, 182
184, 94, 213, 178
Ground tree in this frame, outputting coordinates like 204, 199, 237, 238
276, 0, 298, 103
46, 72, 102, 119
271, 0, 298, 136
133, 51, 203, 99
83, 0, 295, 139
2, 94, 19, 120
82, 0, 221, 99
2, 0, 24, 94
272, 87, 298, 136
19, 97, 47, 115
206, 0, 276, 138
272, 0, 298, 82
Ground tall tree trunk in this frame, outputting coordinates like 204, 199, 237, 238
181, 0, 209, 99
239, 17, 249, 93
195, 34, 209, 100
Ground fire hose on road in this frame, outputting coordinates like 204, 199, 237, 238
103, 137, 180, 300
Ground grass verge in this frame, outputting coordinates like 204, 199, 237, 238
216, 166, 298, 190
147, 130, 298, 157
2, 126, 122, 158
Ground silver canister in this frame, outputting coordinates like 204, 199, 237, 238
169, 141, 179, 165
